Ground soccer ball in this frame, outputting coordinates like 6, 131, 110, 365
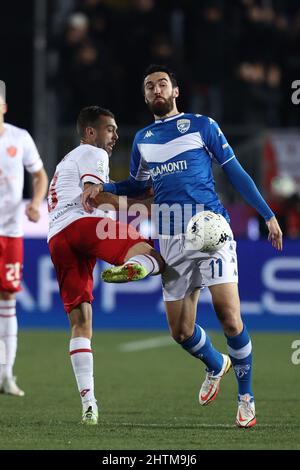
185, 211, 232, 253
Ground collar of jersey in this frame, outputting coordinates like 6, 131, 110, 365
154, 112, 184, 124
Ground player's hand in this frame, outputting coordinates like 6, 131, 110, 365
266, 216, 283, 251
25, 201, 40, 223
81, 184, 103, 212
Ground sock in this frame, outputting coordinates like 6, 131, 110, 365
0, 299, 17, 380
125, 254, 159, 275
226, 324, 254, 399
69, 337, 96, 406
179, 324, 224, 375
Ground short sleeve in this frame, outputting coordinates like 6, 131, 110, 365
78, 147, 109, 185
130, 134, 151, 181
22, 130, 43, 173
201, 117, 235, 167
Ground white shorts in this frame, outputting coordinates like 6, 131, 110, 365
159, 234, 238, 302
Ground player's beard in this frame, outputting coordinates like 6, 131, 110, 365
147, 95, 174, 117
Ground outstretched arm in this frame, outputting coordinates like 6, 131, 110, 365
200, 116, 282, 250
222, 158, 283, 250
81, 182, 153, 213
103, 175, 150, 197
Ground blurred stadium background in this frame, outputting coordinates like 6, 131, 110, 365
1, 0, 300, 450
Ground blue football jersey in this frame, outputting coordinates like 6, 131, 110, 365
130, 113, 235, 234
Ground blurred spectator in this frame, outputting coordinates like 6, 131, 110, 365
56, 12, 90, 123
186, 1, 228, 121
228, 61, 282, 127
67, 40, 112, 117
265, 64, 282, 127
147, 33, 189, 112
238, 3, 278, 63
58, 33, 113, 123
149, 34, 175, 67
76, 0, 115, 46
114, 0, 170, 123
59, 12, 90, 69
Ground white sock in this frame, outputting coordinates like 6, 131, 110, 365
69, 337, 96, 406
125, 254, 160, 275
0, 299, 17, 381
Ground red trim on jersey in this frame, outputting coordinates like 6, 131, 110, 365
80, 173, 104, 183
69, 348, 93, 356
0, 314, 16, 318
0, 306, 16, 310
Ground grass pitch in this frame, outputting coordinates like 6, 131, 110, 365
0, 330, 299, 450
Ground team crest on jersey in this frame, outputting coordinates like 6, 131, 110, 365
177, 119, 190, 134
6, 146, 17, 157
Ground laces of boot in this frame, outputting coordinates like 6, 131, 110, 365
241, 400, 253, 415
206, 371, 218, 381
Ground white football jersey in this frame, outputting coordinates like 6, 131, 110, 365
47, 144, 111, 241
0, 123, 43, 237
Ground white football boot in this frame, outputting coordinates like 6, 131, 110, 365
236, 394, 256, 428
82, 402, 98, 425
0, 376, 25, 397
199, 354, 232, 405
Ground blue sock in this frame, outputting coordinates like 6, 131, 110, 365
226, 324, 254, 399
179, 324, 224, 374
